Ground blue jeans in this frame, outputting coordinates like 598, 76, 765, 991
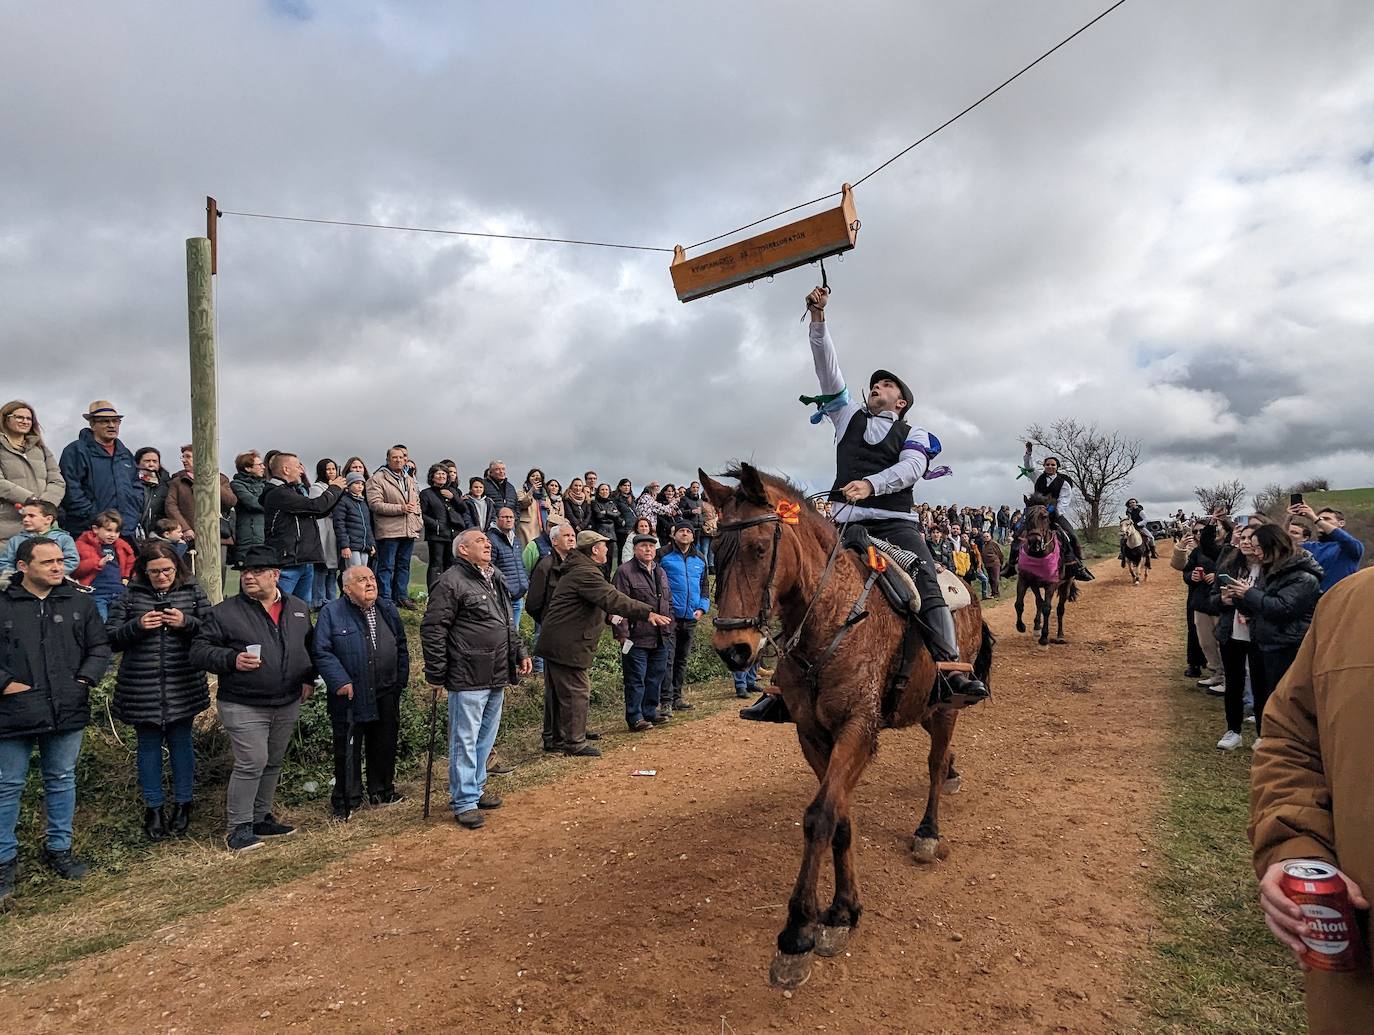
698, 536, 713, 572
0, 728, 85, 862
278, 563, 313, 600
310, 564, 339, 609
135, 720, 196, 807
974, 569, 991, 599
448, 689, 504, 815
511, 598, 524, 637
732, 662, 761, 692
622, 644, 669, 725
531, 621, 543, 674
375, 538, 416, 605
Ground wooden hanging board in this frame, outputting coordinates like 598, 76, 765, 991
670, 184, 858, 302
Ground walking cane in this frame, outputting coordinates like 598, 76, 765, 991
422, 685, 440, 819
344, 696, 357, 820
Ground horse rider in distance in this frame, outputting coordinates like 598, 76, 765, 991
1003, 444, 1095, 583
739, 285, 990, 722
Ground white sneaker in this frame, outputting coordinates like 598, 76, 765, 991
1216, 730, 1242, 751
1196, 675, 1215, 688
1243, 713, 1256, 725
1250, 737, 1264, 751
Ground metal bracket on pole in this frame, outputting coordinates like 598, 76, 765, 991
206, 196, 220, 275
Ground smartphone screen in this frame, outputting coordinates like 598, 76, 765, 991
1216, 574, 1232, 587
1290, 493, 1304, 506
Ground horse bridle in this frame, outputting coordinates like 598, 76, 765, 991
711, 512, 786, 633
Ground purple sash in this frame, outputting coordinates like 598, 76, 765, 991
1018, 536, 1062, 582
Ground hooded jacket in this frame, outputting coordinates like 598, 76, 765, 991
332, 490, 376, 554
230, 471, 268, 547
58, 428, 142, 532
106, 577, 213, 727
657, 544, 710, 620
0, 579, 111, 738
0, 433, 65, 544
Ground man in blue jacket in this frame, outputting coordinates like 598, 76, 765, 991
311, 566, 409, 821
658, 519, 710, 714
58, 400, 142, 540
1292, 502, 1365, 593
488, 506, 530, 630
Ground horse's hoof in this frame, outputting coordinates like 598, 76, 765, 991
912, 836, 941, 864
1052, 638, 1068, 645
1015, 623, 1026, 634
814, 924, 852, 957
944, 775, 962, 795
769, 950, 813, 989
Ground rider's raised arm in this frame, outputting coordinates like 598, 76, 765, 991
807, 314, 862, 436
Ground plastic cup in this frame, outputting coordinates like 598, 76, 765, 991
246, 644, 262, 659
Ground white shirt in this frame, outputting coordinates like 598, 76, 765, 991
811, 321, 931, 525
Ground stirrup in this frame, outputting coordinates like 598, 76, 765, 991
932, 666, 989, 709
1072, 563, 1094, 582
739, 693, 791, 724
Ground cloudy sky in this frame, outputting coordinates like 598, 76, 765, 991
4, 0, 1372, 516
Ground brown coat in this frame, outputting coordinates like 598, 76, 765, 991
1250, 567, 1374, 1032
365, 468, 422, 540
164, 471, 236, 543
533, 549, 652, 668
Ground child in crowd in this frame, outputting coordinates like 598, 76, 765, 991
74, 509, 136, 618
332, 471, 376, 568
0, 498, 79, 578
148, 518, 190, 558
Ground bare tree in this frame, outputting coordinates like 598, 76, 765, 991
1252, 483, 1286, 516
1024, 420, 1142, 539
1194, 479, 1247, 515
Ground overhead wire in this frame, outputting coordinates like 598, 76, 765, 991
217, 0, 1128, 259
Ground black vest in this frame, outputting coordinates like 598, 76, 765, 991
828, 411, 914, 514
1034, 471, 1070, 501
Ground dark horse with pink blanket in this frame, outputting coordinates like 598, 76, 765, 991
1013, 495, 1079, 646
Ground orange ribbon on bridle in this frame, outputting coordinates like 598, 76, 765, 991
775, 500, 802, 525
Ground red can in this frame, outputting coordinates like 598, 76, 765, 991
1280, 860, 1367, 973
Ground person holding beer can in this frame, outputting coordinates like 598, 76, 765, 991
1250, 567, 1374, 1032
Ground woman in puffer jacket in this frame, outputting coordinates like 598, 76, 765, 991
106, 542, 212, 842
1221, 522, 1322, 740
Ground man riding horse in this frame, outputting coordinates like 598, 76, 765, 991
1123, 497, 1157, 558
1003, 444, 1094, 583
739, 286, 989, 722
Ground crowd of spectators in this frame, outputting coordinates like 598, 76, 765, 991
0, 393, 1120, 896
1172, 500, 1364, 753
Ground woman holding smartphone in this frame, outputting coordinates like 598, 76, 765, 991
106, 542, 213, 840
1221, 523, 1322, 743
1210, 521, 1266, 750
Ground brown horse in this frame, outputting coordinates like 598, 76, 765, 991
1013, 498, 1079, 646
701, 464, 994, 989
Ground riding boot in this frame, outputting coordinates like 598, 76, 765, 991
1001, 541, 1019, 579
739, 692, 791, 723
920, 602, 989, 708
1064, 532, 1094, 582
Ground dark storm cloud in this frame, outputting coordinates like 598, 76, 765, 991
2, 0, 1373, 516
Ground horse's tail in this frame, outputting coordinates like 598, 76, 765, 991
974, 621, 995, 693
1068, 582, 1080, 603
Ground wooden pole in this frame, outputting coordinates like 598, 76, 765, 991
185, 237, 223, 604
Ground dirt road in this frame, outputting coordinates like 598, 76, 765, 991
1, 561, 1176, 1034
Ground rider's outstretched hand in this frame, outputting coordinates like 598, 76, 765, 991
806, 287, 828, 320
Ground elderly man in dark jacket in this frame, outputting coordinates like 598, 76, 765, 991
191, 544, 316, 854
612, 533, 674, 731
535, 531, 671, 757
58, 400, 143, 537
107, 542, 213, 842
312, 566, 409, 821
422, 528, 531, 829
0, 537, 111, 899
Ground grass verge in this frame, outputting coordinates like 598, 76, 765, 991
1133, 665, 1306, 1032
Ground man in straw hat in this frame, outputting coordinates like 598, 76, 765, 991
58, 400, 142, 543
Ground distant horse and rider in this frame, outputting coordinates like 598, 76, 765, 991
1011, 493, 1080, 646
1119, 516, 1151, 585
703, 463, 995, 989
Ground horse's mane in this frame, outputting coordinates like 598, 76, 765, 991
1025, 492, 1054, 509
718, 464, 836, 544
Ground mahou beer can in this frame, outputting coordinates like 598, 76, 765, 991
1280, 860, 1367, 972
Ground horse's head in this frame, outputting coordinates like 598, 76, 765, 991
700, 462, 811, 671
1021, 502, 1054, 555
